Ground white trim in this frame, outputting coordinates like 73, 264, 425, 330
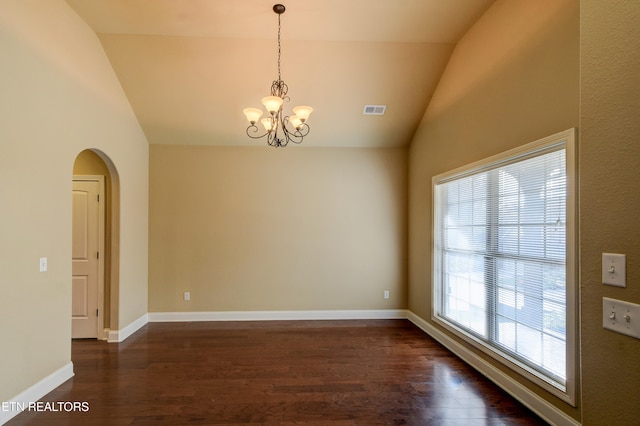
0, 362, 74, 425
148, 309, 408, 322
107, 313, 148, 343
407, 312, 580, 426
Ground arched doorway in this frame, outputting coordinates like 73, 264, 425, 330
72, 149, 120, 339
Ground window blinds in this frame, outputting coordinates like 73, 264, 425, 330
434, 143, 567, 389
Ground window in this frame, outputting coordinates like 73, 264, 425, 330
432, 129, 576, 404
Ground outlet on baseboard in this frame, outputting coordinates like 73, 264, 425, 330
184, 291, 190, 301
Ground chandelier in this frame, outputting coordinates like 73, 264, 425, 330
242, 4, 313, 148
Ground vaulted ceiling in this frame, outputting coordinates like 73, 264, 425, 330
66, 0, 494, 147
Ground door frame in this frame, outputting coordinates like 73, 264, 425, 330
72, 175, 106, 339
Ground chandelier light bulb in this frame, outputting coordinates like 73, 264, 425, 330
261, 117, 275, 132
262, 96, 283, 114
292, 105, 313, 122
243, 108, 263, 124
289, 115, 302, 130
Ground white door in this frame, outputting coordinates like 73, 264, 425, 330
72, 177, 104, 339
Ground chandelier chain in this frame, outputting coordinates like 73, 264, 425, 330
277, 13, 282, 82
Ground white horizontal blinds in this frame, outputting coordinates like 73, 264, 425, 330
439, 172, 489, 337
436, 143, 567, 388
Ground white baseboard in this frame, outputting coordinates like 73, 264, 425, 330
0, 362, 74, 425
107, 313, 148, 343
406, 312, 581, 426
148, 309, 409, 322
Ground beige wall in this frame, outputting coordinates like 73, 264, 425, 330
408, 0, 580, 420
149, 146, 407, 312
580, 0, 640, 424
0, 0, 148, 403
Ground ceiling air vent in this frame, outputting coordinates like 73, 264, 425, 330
363, 105, 386, 115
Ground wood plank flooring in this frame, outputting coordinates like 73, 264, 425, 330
8, 320, 547, 425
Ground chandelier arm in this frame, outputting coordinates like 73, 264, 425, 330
245, 125, 270, 140
293, 123, 310, 138
279, 117, 307, 144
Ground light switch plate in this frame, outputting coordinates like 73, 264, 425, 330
39, 257, 47, 272
602, 253, 626, 287
603, 297, 640, 339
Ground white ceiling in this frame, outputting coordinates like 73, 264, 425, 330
66, 0, 494, 148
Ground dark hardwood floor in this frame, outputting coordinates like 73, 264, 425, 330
8, 320, 547, 425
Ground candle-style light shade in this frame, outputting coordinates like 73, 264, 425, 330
292, 105, 313, 122
261, 117, 275, 132
262, 96, 284, 114
243, 108, 263, 124
289, 115, 302, 129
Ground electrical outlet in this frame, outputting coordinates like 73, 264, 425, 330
184, 291, 190, 301
384, 290, 390, 299
603, 297, 640, 339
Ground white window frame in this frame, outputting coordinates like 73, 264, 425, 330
432, 128, 578, 405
